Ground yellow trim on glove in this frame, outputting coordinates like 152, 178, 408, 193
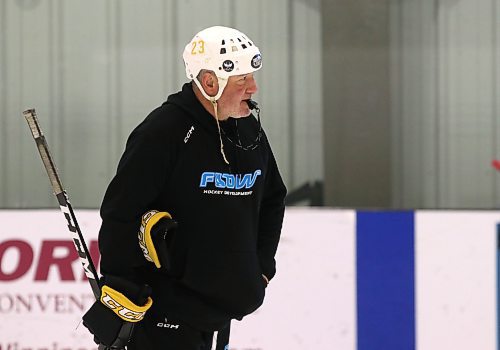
138, 210, 172, 269
100, 285, 153, 323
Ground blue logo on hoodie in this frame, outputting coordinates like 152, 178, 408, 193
200, 170, 262, 189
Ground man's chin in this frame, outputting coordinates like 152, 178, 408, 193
231, 107, 252, 119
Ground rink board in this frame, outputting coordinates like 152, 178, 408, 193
0, 208, 498, 350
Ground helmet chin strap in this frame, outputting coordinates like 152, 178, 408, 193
193, 76, 230, 165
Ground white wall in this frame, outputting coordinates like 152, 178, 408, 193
390, 0, 500, 208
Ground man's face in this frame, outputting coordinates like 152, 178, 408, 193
216, 73, 258, 120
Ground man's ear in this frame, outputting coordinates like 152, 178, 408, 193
200, 72, 219, 97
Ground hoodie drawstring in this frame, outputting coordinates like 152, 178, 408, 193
211, 100, 230, 165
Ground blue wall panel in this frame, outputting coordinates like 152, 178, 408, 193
357, 211, 415, 350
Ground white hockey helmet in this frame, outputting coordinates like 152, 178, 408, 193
183, 26, 262, 101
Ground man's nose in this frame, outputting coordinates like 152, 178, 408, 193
246, 76, 258, 94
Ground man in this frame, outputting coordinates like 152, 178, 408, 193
83, 26, 287, 350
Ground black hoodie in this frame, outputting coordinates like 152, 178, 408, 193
98, 83, 287, 331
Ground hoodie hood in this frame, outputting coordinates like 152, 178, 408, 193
165, 82, 243, 168
165, 83, 221, 135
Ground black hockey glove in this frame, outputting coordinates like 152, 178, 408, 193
138, 210, 178, 272
82, 275, 153, 349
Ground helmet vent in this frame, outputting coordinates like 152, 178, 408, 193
221, 37, 252, 52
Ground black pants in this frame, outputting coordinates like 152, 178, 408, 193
127, 312, 230, 350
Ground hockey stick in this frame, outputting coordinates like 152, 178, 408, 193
23, 109, 120, 350
23, 109, 101, 296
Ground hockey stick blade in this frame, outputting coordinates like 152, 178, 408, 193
23, 109, 101, 299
